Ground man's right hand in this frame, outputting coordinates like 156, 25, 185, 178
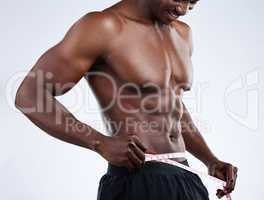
98, 135, 148, 170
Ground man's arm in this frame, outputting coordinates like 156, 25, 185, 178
181, 103, 218, 166
15, 11, 120, 151
180, 23, 238, 198
15, 11, 147, 170
181, 103, 238, 198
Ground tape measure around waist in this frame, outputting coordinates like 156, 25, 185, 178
145, 153, 232, 200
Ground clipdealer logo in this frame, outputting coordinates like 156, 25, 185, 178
224, 68, 263, 131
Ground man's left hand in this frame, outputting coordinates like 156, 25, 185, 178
208, 159, 238, 199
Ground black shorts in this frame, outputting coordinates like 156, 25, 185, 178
97, 160, 209, 200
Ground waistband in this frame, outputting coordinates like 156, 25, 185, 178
106, 160, 190, 177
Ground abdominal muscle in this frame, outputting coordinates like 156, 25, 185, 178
102, 86, 187, 160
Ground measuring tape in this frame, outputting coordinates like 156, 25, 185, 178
145, 152, 232, 200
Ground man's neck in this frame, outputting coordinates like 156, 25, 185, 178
120, 0, 156, 25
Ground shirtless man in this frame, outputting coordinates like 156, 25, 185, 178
15, 0, 238, 199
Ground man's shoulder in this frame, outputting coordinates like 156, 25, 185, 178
170, 20, 193, 49
171, 20, 193, 54
171, 20, 192, 36
73, 10, 123, 37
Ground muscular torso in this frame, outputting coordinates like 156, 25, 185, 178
86, 7, 193, 155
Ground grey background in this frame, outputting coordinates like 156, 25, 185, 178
1, 0, 264, 199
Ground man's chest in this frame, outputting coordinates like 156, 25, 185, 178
104, 23, 193, 90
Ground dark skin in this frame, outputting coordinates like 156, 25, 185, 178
15, 0, 237, 198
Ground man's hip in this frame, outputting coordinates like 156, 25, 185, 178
97, 160, 209, 200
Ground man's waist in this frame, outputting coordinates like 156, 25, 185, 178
106, 159, 189, 177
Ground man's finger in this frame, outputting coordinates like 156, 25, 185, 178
216, 189, 226, 199
225, 165, 235, 193
233, 166, 238, 187
127, 147, 142, 168
131, 135, 147, 152
129, 142, 145, 162
234, 166, 238, 174
225, 166, 238, 193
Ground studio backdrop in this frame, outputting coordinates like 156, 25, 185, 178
1, 0, 263, 199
